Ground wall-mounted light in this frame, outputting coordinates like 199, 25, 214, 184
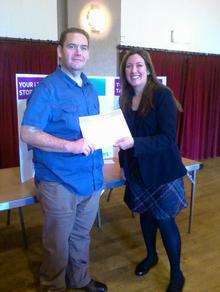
87, 4, 106, 33
80, 2, 111, 38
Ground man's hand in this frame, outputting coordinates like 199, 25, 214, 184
65, 138, 95, 156
114, 137, 134, 150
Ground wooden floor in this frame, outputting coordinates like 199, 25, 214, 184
0, 157, 220, 292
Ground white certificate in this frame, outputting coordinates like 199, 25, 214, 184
79, 109, 132, 149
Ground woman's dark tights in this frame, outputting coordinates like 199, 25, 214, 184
140, 212, 182, 278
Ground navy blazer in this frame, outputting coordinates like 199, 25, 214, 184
119, 87, 187, 188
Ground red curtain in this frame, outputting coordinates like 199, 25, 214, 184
150, 51, 188, 140
150, 51, 220, 160
180, 55, 220, 159
0, 39, 57, 168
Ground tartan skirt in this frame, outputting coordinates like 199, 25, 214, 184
124, 176, 188, 220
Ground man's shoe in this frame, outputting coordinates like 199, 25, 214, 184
135, 254, 158, 276
166, 272, 185, 292
81, 279, 107, 292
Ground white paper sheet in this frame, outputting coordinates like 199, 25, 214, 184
79, 109, 132, 149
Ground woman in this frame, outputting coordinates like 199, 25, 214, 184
115, 49, 187, 292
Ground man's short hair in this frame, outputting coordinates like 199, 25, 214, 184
59, 27, 90, 47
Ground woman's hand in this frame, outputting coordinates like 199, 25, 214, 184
114, 137, 134, 150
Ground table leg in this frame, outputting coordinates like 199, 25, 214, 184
6, 209, 11, 226
95, 189, 105, 229
187, 170, 197, 233
96, 208, 102, 229
18, 207, 28, 249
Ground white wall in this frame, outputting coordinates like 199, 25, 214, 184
0, 0, 58, 40
0, 0, 219, 56
121, 0, 220, 54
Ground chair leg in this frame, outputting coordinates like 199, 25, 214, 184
6, 209, 11, 226
106, 189, 113, 202
18, 207, 28, 249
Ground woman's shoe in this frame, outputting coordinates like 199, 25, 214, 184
166, 271, 185, 292
135, 254, 158, 276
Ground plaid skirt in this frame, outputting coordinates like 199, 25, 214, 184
124, 176, 188, 220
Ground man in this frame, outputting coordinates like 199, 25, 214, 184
21, 27, 107, 292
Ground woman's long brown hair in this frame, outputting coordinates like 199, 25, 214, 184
119, 49, 182, 115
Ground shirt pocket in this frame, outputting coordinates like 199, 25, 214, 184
52, 104, 80, 131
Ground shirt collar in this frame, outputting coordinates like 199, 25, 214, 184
57, 66, 90, 87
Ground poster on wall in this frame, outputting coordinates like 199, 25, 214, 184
16, 74, 46, 183
157, 76, 167, 85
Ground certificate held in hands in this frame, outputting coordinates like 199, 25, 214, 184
79, 109, 132, 149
